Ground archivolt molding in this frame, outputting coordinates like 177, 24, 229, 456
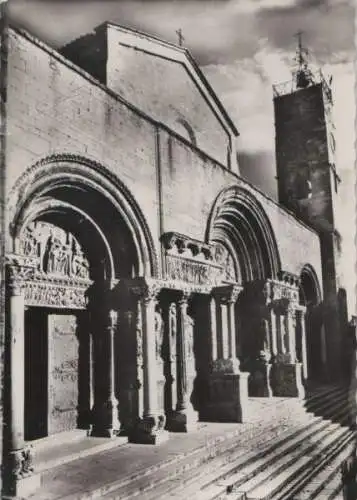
7, 154, 159, 278
299, 263, 322, 306
206, 185, 281, 281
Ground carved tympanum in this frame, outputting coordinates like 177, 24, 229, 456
19, 222, 90, 280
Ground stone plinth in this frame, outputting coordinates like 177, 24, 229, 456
2, 447, 41, 499
168, 407, 198, 433
129, 416, 169, 445
3, 473, 41, 500
201, 372, 249, 423
249, 361, 273, 398
272, 362, 305, 398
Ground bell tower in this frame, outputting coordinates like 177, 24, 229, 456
273, 32, 340, 233
273, 33, 344, 380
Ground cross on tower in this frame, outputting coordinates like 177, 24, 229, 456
176, 28, 185, 47
294, 30, 308, 68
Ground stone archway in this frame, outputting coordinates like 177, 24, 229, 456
200, 186, 284, 413
3, 156, 159, 496
299, 264, 324, 384
206, 186, 281, 379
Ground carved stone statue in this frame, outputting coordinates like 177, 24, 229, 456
71, 241, 90, 279
184, 313, 194, 359
169, 303, 177, 361
155, 306, 164, 361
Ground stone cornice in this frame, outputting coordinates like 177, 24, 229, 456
161, 232, 214, 260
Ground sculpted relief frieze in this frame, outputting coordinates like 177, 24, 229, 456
7, 221, 92, 308
162, 232, 238, 288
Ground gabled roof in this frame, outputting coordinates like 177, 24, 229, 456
95, 21, 239, 137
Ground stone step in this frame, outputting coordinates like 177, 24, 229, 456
32, 390, 351, 500
304, 385, 350, 421
101, 391, 352, 500
305, 394, 351, 428
241, 426, 352, 499
270, 428, 355, 500
134, 418, 328, 500
55, 400, 307, 500
100, 411, 323, 500
143, 416, 335, 500
196, 422, 344, 500
306, 386, 348, 412
186, 424, 349, 500
293, 438, 356, 499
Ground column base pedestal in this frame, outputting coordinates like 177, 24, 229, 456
211, 357, 241, 374
249, 362, 273, 398
90, 398, 121, 438
167, 407, 198, 433
2, 447, 40, 499
272, 362, 305, 398
129, 416, 169, 445
2, 473, 41, 499
201, 371, 249, 423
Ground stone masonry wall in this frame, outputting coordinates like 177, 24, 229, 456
105, 26, 232, 168
158, 128, 323, 285
5, 28, 161, 260
6, 27, 322, 289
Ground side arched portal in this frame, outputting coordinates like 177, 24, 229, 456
204, 186, 281, 399
299, 264, 324, 383
206, 186, 280, 283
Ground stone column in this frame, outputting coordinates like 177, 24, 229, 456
129, 279, 168, 444
276, 311, 286, 357
91, 305, 121, 437
286, 307, 297, 364
270, 308, 278, 359
273, 299, 304, 398
210, 297, 218, 362
170, 292, 198, 432
296, 307, 308, 381
3, 264, 40, 498
251, 311, 273, 398
203, 285, 249, 423
211, 285, 242, 374
163, 301, 178, 428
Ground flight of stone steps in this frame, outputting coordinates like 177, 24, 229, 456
98, 384, 355, 500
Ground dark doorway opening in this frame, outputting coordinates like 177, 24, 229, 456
25, 308, 48, 441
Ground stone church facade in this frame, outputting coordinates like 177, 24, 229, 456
0, 20, 349, 498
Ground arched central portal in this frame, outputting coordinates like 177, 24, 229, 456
7, 156, 157, 443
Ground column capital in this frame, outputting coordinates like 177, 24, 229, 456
212, 284, 243, 304
277, 270, 301, 288
128, 277, 162, 304
272, 297, 291, 315
6, 254, 36, 296
177, 289, 192, 305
